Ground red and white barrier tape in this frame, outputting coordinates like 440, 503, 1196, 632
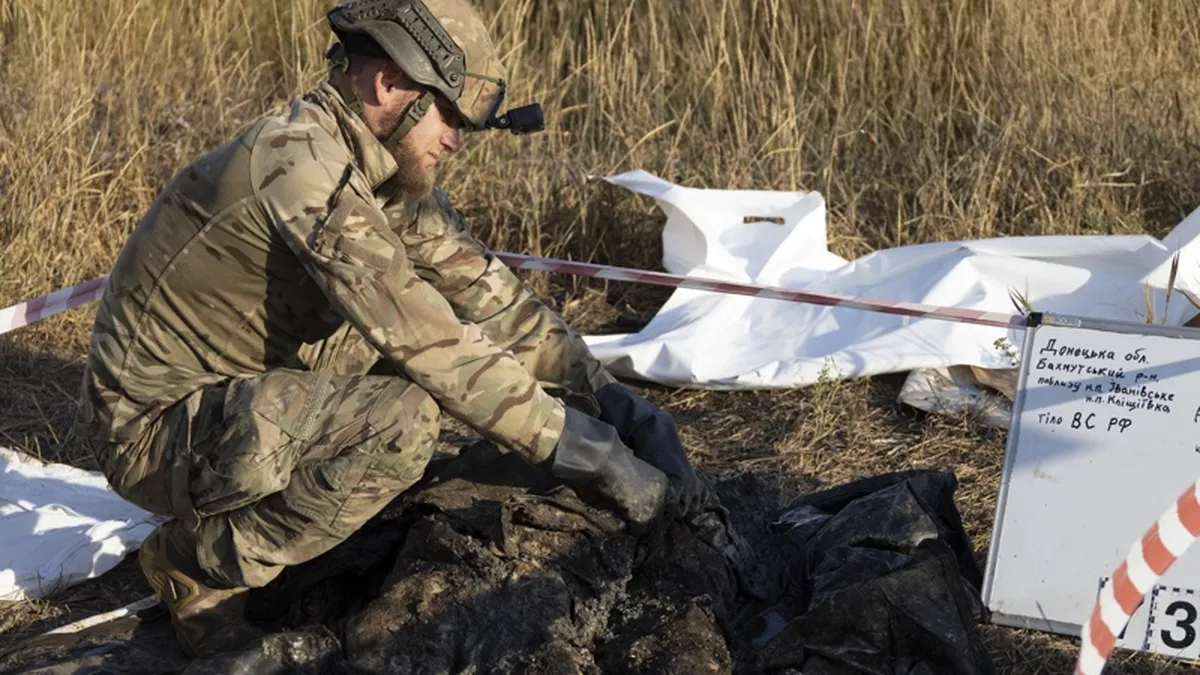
1076, 478, 1200, 674
490, 252, 1023, 329
0, 275, 109, 335
0, 253, 1022, 338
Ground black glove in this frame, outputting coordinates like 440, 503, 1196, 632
593, 383, 707, 516
549, 406, 668, 531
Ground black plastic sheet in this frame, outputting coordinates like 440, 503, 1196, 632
754, 470, 995, 675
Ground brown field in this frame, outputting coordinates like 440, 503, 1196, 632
3, 0, 1200, 672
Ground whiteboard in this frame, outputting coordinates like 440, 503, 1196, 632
985, 313, 1200, 658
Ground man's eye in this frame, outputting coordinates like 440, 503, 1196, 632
436, 102, 463, 128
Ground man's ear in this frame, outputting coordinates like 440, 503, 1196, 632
374, 62, 416, 109
371, 67, 392, 106
377, 62, 411, 95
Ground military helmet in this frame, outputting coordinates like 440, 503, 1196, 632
327, 0, 542, 134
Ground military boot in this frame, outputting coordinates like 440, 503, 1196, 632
139, 520, 263, 657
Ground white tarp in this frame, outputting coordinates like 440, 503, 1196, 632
0, 447, 162, 601
583, 171, 1200, 404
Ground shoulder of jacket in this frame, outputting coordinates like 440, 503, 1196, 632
431, 187, 455, 210
403, 187, 469, 234
248, 98, 353, 200
416, 187, 461, 220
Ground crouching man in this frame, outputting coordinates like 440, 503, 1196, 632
74, 0, 703, 657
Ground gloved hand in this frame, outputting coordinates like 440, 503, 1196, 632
549, 406, 669, 531
593, 383, 708, 516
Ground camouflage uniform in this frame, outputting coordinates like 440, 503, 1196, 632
75, 71, 615, 589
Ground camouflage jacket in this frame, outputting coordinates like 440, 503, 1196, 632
75, 77, 614, 464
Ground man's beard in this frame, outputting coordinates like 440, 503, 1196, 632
379, 107, 434, 202
392, 137, 434, 202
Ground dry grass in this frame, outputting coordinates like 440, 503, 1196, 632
3, 0, 1200, 671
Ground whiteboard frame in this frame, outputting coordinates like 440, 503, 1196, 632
983, 311, 1200, 635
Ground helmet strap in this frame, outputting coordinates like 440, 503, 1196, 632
381, 89, 434, 153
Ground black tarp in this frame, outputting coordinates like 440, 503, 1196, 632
752, 470, 995, 675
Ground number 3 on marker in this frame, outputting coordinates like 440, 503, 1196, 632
1151, 589, 1200, 658
1161, 601, 1197, 649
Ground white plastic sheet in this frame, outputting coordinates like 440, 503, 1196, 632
583, 171, 1200, 402
0, 447, 162, 601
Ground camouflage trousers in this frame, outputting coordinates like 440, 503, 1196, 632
97, 324, 441, 588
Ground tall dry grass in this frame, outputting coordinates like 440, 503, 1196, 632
3, 0, 1200, 308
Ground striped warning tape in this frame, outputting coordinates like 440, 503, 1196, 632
1076, 478, 1200, 674
0, 275, 109, 335
490, 252, 1023, 328
0, 253, 1023, 338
